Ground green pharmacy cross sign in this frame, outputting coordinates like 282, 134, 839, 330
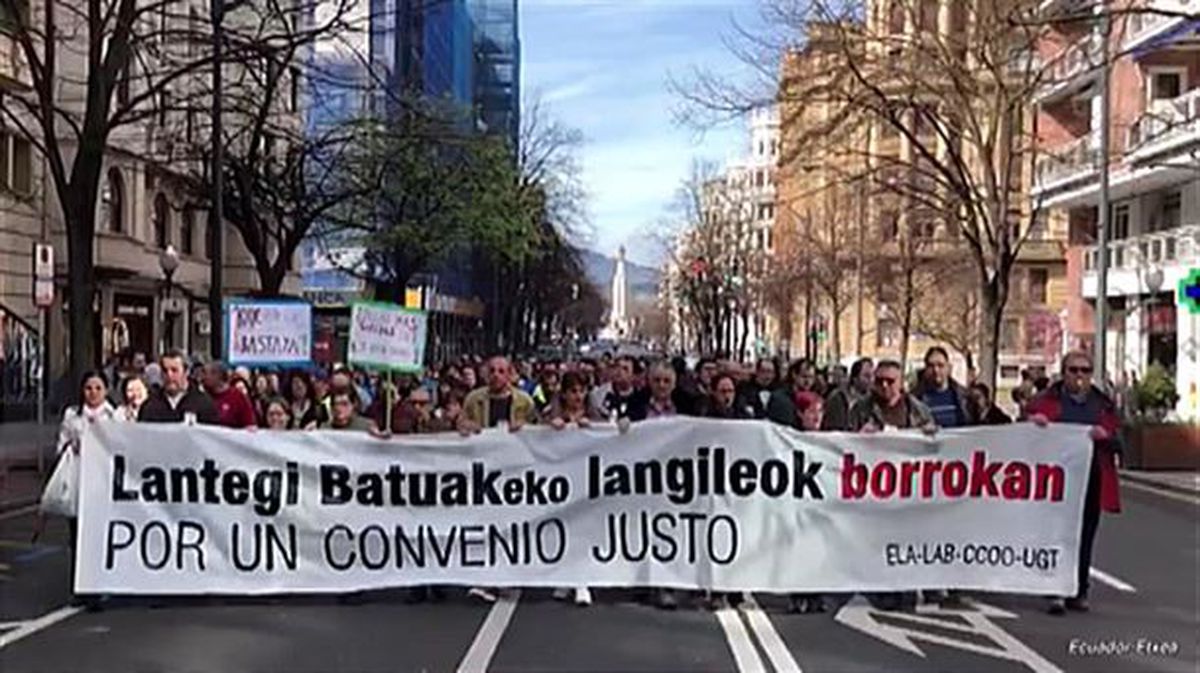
1181, 268, 1200, 315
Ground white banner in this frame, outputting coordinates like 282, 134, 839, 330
346, 301, 427, 373
225, 300, 312, 366
76, 419, 1091, 596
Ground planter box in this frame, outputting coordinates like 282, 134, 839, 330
1125, 423, 1200, 470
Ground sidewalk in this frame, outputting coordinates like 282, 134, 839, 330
1121, 470, 1200, 498
0, 421, 58, 511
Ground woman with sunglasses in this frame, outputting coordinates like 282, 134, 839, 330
1026, 350, 1121, 616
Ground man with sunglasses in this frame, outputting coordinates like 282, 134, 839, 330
847, 360, 937, 434
1026, 350, 1122, 615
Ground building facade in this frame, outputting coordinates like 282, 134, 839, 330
1034, 0, 1199, 418
663, 108, 779, 359
0, 0, 305, 420
775, 5, 1071, 386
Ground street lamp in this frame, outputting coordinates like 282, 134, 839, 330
159, 244, 180, 350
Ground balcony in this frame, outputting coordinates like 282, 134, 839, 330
1082, 225, 1200, 296
1123, 0, 1197, 52
1034, 135, 1100, 193
1126, 88, 1200, 163
1035, 32, 1104, 103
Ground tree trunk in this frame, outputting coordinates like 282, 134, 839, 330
831, 298, 843, 364
65, 198, 98, 393
978, 279, 1005, 392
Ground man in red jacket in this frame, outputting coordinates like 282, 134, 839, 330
1026, 350, 1121, 615
201, 362, 258, 429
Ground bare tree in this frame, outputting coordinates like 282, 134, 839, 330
0, 0, 354, 383
662, 161, 766, 358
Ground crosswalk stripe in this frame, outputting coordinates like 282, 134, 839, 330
742, 595, 803, 673
0, 606, 82, 650
1090, 568, 1136, 593
715, 604, 767, 673
455, 590, 521, 673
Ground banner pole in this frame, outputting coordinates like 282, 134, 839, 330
385, 370, 393, 434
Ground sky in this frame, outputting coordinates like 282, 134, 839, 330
521, 0, 766, 268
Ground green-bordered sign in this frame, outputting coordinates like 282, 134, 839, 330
347, 301, 428, 372
1181, 268, 1200, 315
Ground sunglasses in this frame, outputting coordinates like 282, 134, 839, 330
1067, 366, 1093, 375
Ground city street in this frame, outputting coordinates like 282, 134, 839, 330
0, 482, 1194, 673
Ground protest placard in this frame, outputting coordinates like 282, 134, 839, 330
225, 300, 312, 366
347, 301, 427, 372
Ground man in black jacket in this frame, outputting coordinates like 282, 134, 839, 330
737, 359, 778, 419
138, 350, 218, 424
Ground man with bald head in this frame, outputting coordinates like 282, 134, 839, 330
458, 355, 537, 434
200, 361, 257, 428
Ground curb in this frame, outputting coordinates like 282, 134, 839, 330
1121, 472, 1200, 499
0, 497, 38, 516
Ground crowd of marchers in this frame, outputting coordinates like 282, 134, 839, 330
46, 346, 1121, 618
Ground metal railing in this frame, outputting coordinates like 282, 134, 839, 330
1083, 224, 1200, 271
1125, 0, 1195, 48
1040, 32, 1104, 95
1126, 87, 1200, 156
1035, 134, 1101, 188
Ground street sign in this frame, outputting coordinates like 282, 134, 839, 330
33, 243, 53, 280
33, 279, 53, 308
1180, 268, 1200, 315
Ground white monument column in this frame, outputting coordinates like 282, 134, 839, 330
609, 246, 630, 337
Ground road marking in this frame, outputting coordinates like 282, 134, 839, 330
835, 596, 1062, 673
741, 595, 803, 672
0, 606, 82, 650
1090, 568, 1137, 593
455, 590, 521, 673
1122, 479, 1200, 505
715, 605, 767, 673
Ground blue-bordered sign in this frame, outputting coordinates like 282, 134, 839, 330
224, 298, 313, 367
347, 301, 427, 373
1181, 268, 1200, 316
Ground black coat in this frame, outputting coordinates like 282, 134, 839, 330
736, 382, 774, 420
138, 387, 219, 424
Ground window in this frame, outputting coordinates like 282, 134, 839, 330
154, 193, 170, 249
103, 168, 125, 233
880, 209, 899, 241
1000, 318, 1020, 351
290, 67, 301, 112
180, 208, 194, 256
1160, 191, 1181, 231
158, 90, 171, 127
888, 0, 905, 34
1028, 268, 1048, 305
0, 133, 31, 195
755, 170, 765, 188
10, 136, 30, 194
758, 141, 765, 156
1026, 320, 1047, 353
117, 64, 131, 107
1148, 70, 1183, 102
1110, 203, 1129, 240
917, 0, 938, 33
0, 0, 29, 32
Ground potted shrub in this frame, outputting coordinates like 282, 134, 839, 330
1125, 364, 1198, 470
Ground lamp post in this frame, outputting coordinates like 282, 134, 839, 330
159, 245, 180, 352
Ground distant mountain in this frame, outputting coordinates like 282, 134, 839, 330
577, 248, 661, 303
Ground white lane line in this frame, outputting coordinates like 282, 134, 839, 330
742, 595, 803, 673
455, 590, 521, 673
715, 605, 767, 673
0, 606, 82, 650
1090, 568, 1137, 593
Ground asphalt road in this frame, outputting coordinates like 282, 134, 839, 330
0, 483, 1195, 673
